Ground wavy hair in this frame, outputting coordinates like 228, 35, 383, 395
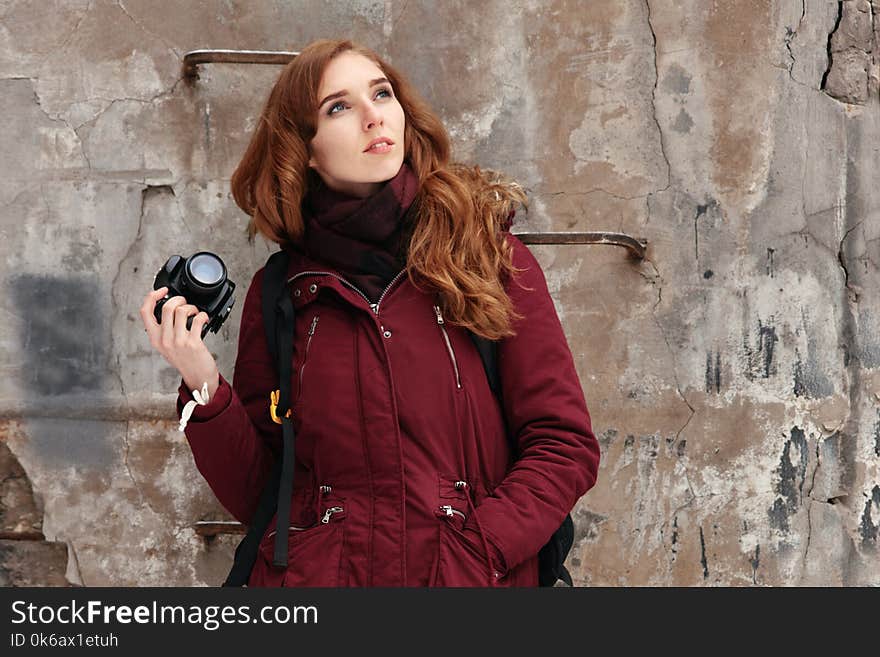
231, 39, 527, 339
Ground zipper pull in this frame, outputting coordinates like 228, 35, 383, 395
434, 305, 444, 324
439, 505, 466, 520
308, 315, 319, 335
370, 303, 379, 315
321, 506, 344, 524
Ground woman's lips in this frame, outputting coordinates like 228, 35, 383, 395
365, 142, 393, 154
364, 137, 394, 155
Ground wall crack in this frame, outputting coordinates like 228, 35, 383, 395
645, 0, 672, 193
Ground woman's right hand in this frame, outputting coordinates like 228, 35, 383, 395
139, 287, 221, 398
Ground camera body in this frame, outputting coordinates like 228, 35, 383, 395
153, 252, 236, 339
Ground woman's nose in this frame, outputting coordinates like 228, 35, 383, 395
363, 103, 383, 130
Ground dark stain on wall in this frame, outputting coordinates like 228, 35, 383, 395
699, 525, 709, 579
24, 418, 117, 471
692, 199, 719, 263
705, 350, 721, 393
767, 427, 809, 532
793, 308, 835, 398
749, 544, 760, 584
859, 485, 880, 547
670, 516, 679, 562
9, 275, 106, 395
743, 317, 778, 380
661, 63, 692, 95
596, 428, 617, 456
572, 508, 607, 544
676, 439, 686, 458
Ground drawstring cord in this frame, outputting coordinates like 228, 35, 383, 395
456, 481, 501, 587
178, 382, 210, 432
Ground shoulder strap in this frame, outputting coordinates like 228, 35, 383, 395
262, 249, 291, 370
467, 332, 501, 402
260, 249, 297, 568
223, 249, 294, 586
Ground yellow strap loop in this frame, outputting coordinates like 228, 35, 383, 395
269, 389, 292, 424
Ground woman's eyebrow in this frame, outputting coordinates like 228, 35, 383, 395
318, 77, 390, 108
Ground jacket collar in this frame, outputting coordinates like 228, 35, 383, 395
281, 243, 407, 313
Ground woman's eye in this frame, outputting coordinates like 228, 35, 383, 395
376, 88, 392, 99
328, 101, 346, 115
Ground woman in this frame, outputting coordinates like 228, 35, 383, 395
139, 38, 600, 587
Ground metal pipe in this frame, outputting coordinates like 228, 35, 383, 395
514, 231, 647, 259
183, 49, 298, 80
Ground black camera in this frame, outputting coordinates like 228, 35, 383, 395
153, 252, 236, 339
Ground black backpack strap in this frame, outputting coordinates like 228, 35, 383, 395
222, 250, 293, 586
222, 460, 281, 586
271, 290, 296, 567
262, 250, 290, 365
468, 332, 502, 405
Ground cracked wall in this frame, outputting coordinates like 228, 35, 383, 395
1, 0, 878, 586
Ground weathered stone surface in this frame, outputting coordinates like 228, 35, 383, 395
1, 0, 879, 587
0, 442, 43, 538
0, 540, 70, 586
831, 0, 874, 53
825, 48, 871, 104
824, 0, 879, 104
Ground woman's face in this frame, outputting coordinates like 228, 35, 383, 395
308, 51, 406, 198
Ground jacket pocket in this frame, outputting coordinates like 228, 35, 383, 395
428, 474, 505, 587
257, 494, 346, 587
429, 509, 501, 587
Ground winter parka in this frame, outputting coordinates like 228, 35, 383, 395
176, 231, 600, 587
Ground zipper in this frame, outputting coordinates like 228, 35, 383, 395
375, 270, 407, 313
288, 269, 406, 316
298, 314, 320, 392
439, 505, 466, 521
433, 305, 462, 389
321, 506, 344, 524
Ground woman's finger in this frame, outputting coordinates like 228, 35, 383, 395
140, 287, 168, 344
139, 287, 167, 325
173, 304, 200, 344
160, 296, 187, 347
190, 311, 210, 339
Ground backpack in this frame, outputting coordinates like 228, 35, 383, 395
223, 250, 574, 587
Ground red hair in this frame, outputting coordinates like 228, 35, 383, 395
231, 39, 527, 339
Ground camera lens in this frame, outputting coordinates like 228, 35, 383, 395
185, 252, 225, 292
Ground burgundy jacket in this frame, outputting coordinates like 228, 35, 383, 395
177, 232, 600, 587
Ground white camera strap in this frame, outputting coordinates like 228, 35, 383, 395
178, 382, 210, 432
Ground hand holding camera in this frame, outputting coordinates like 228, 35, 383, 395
139, 252, 236, 397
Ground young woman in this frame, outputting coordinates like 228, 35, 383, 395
140, 38, 600, 587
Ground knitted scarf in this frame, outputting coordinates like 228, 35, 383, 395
301, 161, 419, 303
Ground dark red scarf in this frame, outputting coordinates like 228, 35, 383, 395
301, 161, 419, 302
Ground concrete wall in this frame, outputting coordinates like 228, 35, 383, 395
1, 0, 877, 586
